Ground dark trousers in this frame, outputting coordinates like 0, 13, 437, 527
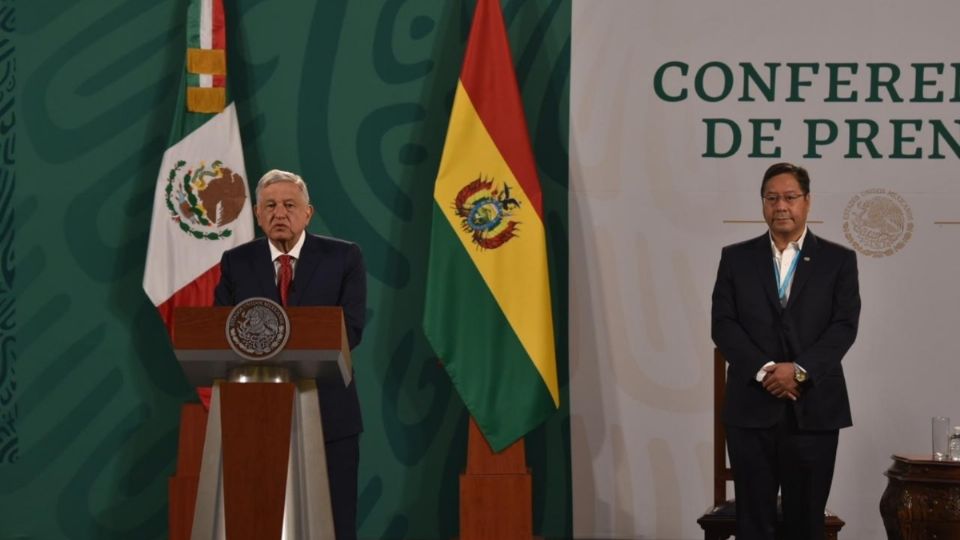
326, 435, 360, 540
726, 409, 839, 540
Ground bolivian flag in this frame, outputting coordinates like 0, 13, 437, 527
423, 0, 559, 452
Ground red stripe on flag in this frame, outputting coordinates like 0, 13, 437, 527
212, 0, 226, 87
212, 0, 226, 50
155, 264, 223, 333
156, 264, 222, 410
459, 0, 543, 219
196, 387, 213, 409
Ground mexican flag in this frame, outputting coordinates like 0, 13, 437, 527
423, 0, 559, 452
143, 0, 253, 349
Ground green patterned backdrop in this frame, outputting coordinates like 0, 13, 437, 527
0, 1, 569, 538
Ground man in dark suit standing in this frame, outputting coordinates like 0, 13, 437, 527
711, 162, 861, 540
214, 169, 366, 540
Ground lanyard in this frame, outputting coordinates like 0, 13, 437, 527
773, 250, 801, 304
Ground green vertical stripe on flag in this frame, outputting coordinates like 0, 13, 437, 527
423, 204, 556, 451
186, 0, 201, 49
167, 73, 217, 145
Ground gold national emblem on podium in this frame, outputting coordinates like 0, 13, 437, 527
225, 297, 290, 361
843, 188, 913, 258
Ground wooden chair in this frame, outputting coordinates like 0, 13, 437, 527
696, 349, 845, 540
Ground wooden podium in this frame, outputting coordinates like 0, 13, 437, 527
168, 306, 351, 540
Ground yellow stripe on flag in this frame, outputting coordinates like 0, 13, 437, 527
434, 80, 558, 406
187, 47, 227, 75
187, 87, 226, 113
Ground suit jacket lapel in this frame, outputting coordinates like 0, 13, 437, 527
752, 234, 781, 310
785, 231, 819, 309
288, 233, 321, 306
254, 239, 282, 303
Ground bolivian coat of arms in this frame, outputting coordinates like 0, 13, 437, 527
453, 176, 521, 250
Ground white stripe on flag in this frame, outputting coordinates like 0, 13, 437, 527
199, 74, 213, 88
143, 103, 254, 306
200, 0, 213, 49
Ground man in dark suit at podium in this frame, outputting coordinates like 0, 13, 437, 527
711, 162, 861, 540
214, 169, 366, 540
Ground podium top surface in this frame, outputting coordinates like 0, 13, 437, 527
171, 305, 352, 387
173, 306, 345, 351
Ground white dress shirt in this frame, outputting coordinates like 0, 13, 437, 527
267, 231, 306, 284
755, 227, 808, 382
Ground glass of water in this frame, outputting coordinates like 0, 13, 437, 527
933, 416, 951, 461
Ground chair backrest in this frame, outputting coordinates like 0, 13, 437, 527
713, 348, 734, 506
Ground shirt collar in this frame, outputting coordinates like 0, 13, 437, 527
769, 226, 807, 256
267, 231, 306, 262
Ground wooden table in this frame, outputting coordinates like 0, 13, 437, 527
880, 454, 960, 539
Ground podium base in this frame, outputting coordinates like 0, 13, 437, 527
169, 404, 208, 540
186, 380, 335, 540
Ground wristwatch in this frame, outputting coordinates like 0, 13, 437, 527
794, 367, 808, 383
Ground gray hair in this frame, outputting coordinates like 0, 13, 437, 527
255, 169, 311, 203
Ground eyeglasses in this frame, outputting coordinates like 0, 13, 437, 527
762, 193, 806, 206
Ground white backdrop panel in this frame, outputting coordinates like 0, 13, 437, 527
570, 1, 960, 538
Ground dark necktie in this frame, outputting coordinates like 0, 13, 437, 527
278, 254, 293, 306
